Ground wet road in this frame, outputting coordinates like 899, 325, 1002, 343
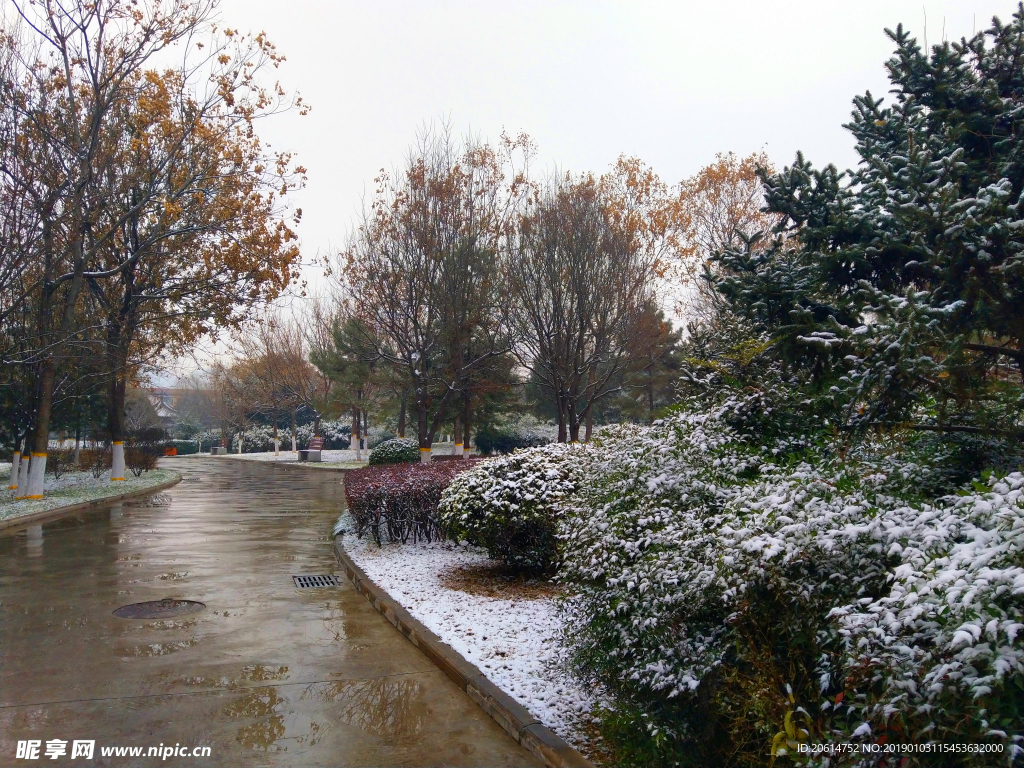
0, 458, 540, 767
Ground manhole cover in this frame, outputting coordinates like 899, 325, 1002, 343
113, 599, 206, 619
293, 574, 339, 589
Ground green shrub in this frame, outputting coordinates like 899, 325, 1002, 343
368, 437, 419, 465
557, 410, 1024, 766
170, 440, 199, 455
473, 425, 547, 455
438, 444, 581, 574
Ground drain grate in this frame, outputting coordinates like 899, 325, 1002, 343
293, 574, 339, 589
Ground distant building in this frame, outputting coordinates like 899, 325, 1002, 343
146, 387, 213, 429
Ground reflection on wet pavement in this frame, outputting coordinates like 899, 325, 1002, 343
0, 458, 540, 767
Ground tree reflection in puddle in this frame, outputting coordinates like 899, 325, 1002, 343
223, 686, 286, 751
300, 678, 424, 742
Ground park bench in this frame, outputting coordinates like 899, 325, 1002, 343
298, 436, 325, 463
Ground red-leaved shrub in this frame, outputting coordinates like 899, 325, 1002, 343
345, 459, 481, 545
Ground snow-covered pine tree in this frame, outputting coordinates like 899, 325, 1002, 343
715, 8, 1024, 441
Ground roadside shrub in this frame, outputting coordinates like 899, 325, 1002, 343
368, 437, 419, 465
80, 448, 112, 478
45, 446, 76, 479
345, 459, 480, 545
169, 440, 199, 456
438, 444, 582, 574
474, 425, 546, 455
557, 410, 1024, 766
125, 445, 159, 476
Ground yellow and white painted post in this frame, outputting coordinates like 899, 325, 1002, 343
420, 446, 431, 464
111, 441, 126, 481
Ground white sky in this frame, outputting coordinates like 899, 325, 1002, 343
215, 0, 1005, 291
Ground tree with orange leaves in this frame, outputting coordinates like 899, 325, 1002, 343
1, 0, 304, 495
670, 151, 779, 322
509, 158, 669, 443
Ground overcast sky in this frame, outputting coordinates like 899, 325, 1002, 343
214, 0, 1008, 290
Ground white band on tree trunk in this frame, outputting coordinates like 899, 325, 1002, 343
111, 441, 126, 481
8, 452, 19, 489
25, 452, 47, 498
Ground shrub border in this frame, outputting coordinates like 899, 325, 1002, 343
0, 472, 182, 531
332, 535, 593, 768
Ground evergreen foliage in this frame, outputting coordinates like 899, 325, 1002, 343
368, 437, 420, 465
714, 10, 1024, 444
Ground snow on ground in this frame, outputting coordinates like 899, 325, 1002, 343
336, 510, 596, 749
0, 467, 178, 522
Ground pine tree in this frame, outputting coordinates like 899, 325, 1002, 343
716, 7, 1024, 439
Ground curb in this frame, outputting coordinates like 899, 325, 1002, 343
0, 473, 183, 532
333, 536, 593, 768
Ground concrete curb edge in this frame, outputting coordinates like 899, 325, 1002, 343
0, 473, 183, 532
333, 536, 594, 768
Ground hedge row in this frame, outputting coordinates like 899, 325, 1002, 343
344, 459, 481, 545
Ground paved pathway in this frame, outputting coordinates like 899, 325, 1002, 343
0, 458, 540, 767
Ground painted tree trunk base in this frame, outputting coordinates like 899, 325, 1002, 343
8, 452, 19, 489
25, 453, 47, 498
111, 442, 126, 481
454, 442, 463, 457
420, 447, 431, 464
15, 454, 30, 498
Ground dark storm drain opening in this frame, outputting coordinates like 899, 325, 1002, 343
293, 575, 339, 589
113, 599, 206, 619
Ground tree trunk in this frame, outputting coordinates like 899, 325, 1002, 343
108, 370, 127, 481
352, 407, 361, 460
453, 414, 462, 457
462, 390, 472, 454
25, 360, 56, 499
556, 388, 568, 443
397, 395, 407, 439
567, 390, 580, 443
74, 413, 82, 467
8, 449, 19, 490
290, 409, 297, 452
585, 405, 594, 443
418, 403, 431, 463
16, 449, 31, 498
273, 413, 279, 455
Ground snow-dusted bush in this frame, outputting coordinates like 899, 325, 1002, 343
438, 444, 583, 574
345, 460, 481, 545
557, 410, 1024, 766
369, 437, 419, 465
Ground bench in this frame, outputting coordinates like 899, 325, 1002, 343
298, 436, 325, 463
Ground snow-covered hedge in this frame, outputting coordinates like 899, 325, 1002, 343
555, 410, 1024, 765
438, 444, 583, 574
369, 437, 419, 465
